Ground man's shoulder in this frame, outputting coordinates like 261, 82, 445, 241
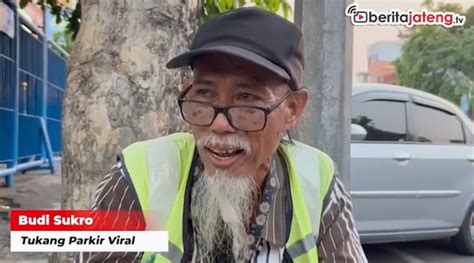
282, 140, 336, 200
122, 132, 195, 154
283, 140, 335, 176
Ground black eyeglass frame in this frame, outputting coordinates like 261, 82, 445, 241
177, 85, 292, 132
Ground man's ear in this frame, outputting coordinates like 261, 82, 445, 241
285, 88, 308, 129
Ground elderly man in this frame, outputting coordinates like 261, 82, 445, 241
83, 7, 367, 263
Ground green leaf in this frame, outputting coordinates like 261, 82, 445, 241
282, 2, 290, 19
217, 0, 224, 11
252, 0, 264, 8
225, 0, 234, 9
202, 0, 292, 21
19, 0, 29, 8
215, 0, 228, 12
55, 15, 62, 24
272, 0, 281, 12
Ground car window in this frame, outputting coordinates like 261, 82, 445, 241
352, 100, 407, 142
413, 104, 465, 144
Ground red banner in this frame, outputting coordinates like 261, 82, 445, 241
10, 210, 147, 231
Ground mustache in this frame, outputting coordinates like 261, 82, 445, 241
197, 134, 252, 156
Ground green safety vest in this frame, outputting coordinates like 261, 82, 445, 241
121, 133, 334, 263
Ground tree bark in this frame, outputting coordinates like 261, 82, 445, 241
53, 0, 199, 261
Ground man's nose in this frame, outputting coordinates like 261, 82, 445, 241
210, 113, 235, 134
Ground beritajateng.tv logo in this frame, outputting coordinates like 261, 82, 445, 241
345, 4, 466, 28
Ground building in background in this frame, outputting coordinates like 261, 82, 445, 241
17, 2, 43, 32
356, 41, 403, 84
15, 0, 76, 38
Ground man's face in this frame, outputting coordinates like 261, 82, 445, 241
183, 53, 307, 182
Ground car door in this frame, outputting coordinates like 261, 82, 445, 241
350, 91, 423, 241
406, 96, 473, 232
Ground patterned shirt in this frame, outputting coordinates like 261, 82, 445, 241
80, 151, 367, 263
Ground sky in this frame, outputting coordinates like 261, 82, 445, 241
45, 8, 67, 40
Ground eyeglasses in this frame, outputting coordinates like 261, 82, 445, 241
177, 85, 291, 132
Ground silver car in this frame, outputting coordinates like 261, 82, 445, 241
350, 83, 474, 255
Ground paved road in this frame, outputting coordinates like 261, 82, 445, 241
0, 170, 61, 262
364, 239, 474, 263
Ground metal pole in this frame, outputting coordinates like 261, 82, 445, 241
41, 2, 55, 174
41, 1, 48, 162
9, 2, 21, 186
42, 2, 48, 119
293, 0, 302, 28
296, 0, 353, 187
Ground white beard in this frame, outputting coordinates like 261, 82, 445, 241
191, 169, 256, 263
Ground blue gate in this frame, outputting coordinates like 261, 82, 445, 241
0, 0, 67, 186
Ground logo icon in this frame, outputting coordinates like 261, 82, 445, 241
345, 4, 357, 16
353, 11, 368, 23
345, 3, 466, 28
345, 4, 368, 24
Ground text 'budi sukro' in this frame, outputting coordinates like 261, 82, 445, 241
18, 215, 94, 226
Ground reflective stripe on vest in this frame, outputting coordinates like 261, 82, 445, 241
280, 141, 322, 262
121, 133, 334, 263
123, 133, 195, 263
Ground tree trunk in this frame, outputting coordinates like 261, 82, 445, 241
53, 0, 199, 261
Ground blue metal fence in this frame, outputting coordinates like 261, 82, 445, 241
0, 0, 67, 186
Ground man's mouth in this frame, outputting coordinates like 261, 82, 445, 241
206, 147, 244, 157
205, 146, 245, 168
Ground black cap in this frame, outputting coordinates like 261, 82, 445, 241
166, 7, 305, 90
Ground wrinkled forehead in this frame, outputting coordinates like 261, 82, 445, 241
192, 53, 287, 88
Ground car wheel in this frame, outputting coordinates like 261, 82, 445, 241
452, 206, 474, 255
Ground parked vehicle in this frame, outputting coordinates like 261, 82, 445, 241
350, 83, 474, 255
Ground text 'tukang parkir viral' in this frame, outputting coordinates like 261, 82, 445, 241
9, 210, 168, 252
